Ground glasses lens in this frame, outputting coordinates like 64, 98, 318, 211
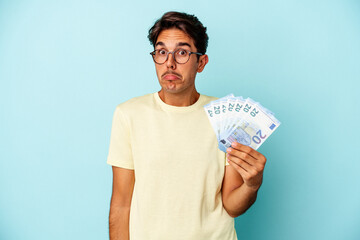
153, 50, 167, 64
174, 49, 189, 64
151, 49, 190, 64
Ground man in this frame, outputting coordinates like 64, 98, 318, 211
107, 11, 267, 240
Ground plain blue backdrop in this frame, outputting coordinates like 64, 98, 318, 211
1, 0, 359, 239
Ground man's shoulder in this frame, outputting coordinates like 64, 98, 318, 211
114, 93, 154, 113
119, 93, 153, 106
201, 94, 218, 104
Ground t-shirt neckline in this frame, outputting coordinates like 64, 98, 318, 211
153, 92, 204, 113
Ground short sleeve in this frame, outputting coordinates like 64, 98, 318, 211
107, 105, 134, 169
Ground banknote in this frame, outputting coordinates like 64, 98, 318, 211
204, 94, 281, 152
204, 94, 234, 141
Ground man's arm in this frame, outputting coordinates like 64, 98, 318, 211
221, 142, 266, 218
109, 166, 135, 240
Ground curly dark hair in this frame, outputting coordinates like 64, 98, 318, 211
148, 11, 209, 54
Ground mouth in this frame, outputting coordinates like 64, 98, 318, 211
162, 72, 181, 80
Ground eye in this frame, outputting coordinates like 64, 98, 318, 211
157, 49, 167, 55
177, 49, 188, 56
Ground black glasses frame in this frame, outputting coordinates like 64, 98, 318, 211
150, 49, 203, 64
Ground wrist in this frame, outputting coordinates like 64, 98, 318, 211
243, 183, 261, 194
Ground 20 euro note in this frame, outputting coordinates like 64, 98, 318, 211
218, 99, 281, 151
203, 94, 234, 141
204, 94, 281, 152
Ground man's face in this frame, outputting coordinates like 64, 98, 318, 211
153, 28, 208, 94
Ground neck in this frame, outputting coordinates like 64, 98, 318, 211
158, 88, 200, 107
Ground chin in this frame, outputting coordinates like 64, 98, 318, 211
163, 87, 182, 94
161, 81, 182, 93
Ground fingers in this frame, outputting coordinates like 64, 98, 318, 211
226, 155, 249, 176
226, 153, 261, 185
227, 152, 261, 176
229, 141, 267, 164
226, 148, 255, 169
226, 141, 267, 190
226, 142, 266, 173
226, 152, 252, 172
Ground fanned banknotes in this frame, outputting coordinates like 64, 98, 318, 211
204, 94, 281, 152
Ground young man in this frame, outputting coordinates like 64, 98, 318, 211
107, 11, 267, 240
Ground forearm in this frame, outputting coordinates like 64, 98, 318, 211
109, 206, 131, 240
224, 184, 259, 218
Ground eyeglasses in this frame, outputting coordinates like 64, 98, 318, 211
150, 48, 203, 64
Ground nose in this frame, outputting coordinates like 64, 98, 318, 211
165, 52, 176, 69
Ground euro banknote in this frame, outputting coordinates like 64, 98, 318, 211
204, 94, 281, 152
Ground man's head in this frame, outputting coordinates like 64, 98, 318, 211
148, 11, 209, 55
148, 11, 209, 95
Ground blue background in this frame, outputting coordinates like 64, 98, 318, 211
1, 0, 359, 239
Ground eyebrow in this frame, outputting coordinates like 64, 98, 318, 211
177, 42, 191, 48
155, 41, 192, 48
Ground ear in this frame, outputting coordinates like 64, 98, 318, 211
197, 54, 209, 73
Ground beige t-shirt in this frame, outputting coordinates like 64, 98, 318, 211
107, 92, 237, 240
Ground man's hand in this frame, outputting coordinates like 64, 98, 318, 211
226, 141, 267, 191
